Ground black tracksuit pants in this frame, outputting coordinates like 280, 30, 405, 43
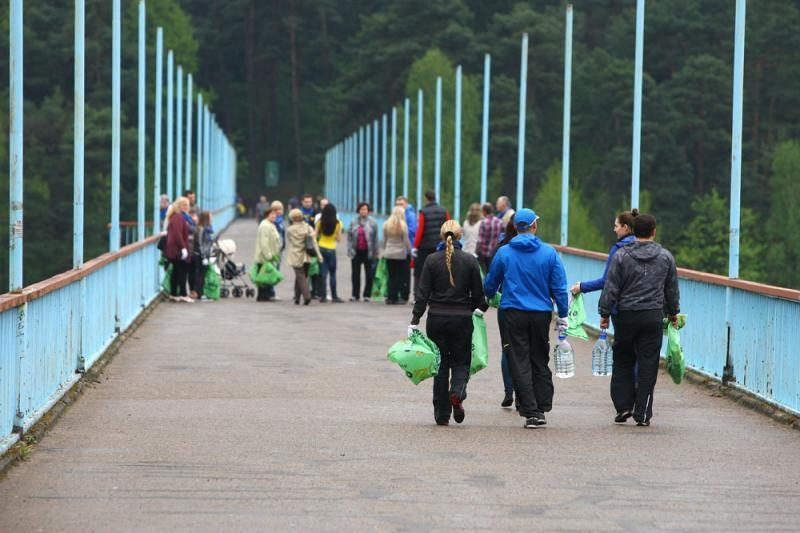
499, 309, 553, 418
610, 310, 664, 423
426, 313, 473, 423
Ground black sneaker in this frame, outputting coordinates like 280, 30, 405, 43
450, 393, 465, 424
331, 297, 344, 303
524, 414, 547, 428
614, 411, 633, 424
349, 297, 359, 302
636, 419, 650, 427
501, 394, 513, 408
435, 419, 449, 426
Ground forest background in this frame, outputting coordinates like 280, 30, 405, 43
0, 0, 799, 291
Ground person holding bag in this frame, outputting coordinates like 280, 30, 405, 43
254, 207, 282, 302
382, 206, 412, 304
410, 220, 488, 426
286, 208, 322, 305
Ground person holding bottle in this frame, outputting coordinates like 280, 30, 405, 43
570, 209, 638, 297
598, 213, 680, 427
410, 220, 487, 426
484, 209, 569, 429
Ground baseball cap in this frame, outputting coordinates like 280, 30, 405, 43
514, 208, 539, 231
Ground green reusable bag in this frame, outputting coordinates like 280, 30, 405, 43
161, 263, 172, 294
307, 257, 320, 278
371, 258, 388, 299
250, 262, 284, 287
387, 330, 441, 385
203, 267, 221, 300
666, 322, 686, 384
470, 313, 489, 375
479, 267, 502, 308
566, 293, 589, 340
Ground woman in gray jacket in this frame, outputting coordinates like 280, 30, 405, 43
382, 206, 412, 304
347, 202, 379, 301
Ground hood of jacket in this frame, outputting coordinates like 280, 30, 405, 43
626, 240, 663, 262
614, 234, 636, 250
508, 233, 542, 252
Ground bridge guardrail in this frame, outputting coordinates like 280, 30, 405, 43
557, 246, 800, 417
0, 204, 237, 455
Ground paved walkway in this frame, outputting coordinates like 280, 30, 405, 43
1, 219, 799, 531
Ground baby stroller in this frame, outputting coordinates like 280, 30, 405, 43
212, 238, 256, 298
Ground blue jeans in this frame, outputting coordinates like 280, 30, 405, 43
319, 247, 338, 300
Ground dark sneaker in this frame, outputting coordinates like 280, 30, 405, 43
435, 419, 449, 426
450, 393, 465, 424
501, 394, 514, 408
349, 297, 359, 302
636, 419, 650, 427
614, 411, 633, 424
331, 297, 344, 303
524, 414, 547, 428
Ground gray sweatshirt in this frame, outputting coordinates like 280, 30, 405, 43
598, 240, 680, 318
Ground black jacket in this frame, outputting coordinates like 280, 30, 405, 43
598, 240, 680, 318
412, 247, 488, 324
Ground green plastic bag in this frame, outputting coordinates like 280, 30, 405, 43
666, 322, 686, 384
566, 294, 589, 340
161, 263, 172, 294
479, 267, 502, 308
470, 313, 489, 375
250, 262, 284, 287
203, 267, 221, 300
308, 257, 320, 278
371, 258, 388, 299
387, 330, 441, 385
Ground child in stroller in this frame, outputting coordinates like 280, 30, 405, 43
212, 238, 256, 298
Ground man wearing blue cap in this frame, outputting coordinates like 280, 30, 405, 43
484, 208, 569, 428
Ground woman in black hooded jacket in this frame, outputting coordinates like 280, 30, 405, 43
410, 220, 488, 426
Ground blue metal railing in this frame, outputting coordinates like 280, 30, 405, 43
559, 248, 800, 416
0, 205, 237, 455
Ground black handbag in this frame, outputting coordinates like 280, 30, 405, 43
304, 233, 316, 255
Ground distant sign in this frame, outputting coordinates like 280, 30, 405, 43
265, 161, 279, 187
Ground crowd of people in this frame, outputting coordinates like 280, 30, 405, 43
222, 190, 681, 430
160, 189, 216, 303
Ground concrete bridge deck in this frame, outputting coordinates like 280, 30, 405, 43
0, 219, 798, 531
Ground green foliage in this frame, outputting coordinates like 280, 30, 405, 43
674, 190, 766, 282
766, 141, 800, 288
534, 163, 605, 252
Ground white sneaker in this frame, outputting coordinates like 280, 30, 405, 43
180, 296, 195, 303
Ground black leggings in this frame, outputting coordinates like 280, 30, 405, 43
426, 313, 473, 423
170, 259, 189, 297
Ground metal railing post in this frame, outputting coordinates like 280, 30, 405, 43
516, 33, 529, 210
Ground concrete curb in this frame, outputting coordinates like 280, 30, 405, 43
681, 366, 800, 431
0, 293, 165, 479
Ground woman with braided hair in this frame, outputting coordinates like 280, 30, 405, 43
410, 220, 488, 426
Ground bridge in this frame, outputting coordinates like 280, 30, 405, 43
2, 0, 800, 530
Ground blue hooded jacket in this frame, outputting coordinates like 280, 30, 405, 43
405, 205, 417, 244
579, 234, 635, 293
484, 233, 569, 317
